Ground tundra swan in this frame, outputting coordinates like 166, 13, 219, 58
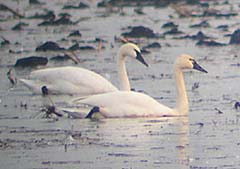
75, 54, 208, 118
20, 43, 148, 95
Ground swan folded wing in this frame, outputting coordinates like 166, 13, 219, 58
29, 66, 118, 95
76, 91, 173, 118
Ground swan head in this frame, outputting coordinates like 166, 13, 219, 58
175, 54, 208, 73
119, 43, 148, 67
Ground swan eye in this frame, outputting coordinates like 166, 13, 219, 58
189, 58, 196, 64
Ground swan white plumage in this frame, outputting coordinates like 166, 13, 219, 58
20, 43, 148, 95
75, 54, 208, 118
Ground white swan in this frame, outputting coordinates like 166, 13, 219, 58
75, 54, 208, 118
20, 43, 148, 95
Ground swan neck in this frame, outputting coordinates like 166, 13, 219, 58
117, 52, 130, 91
174, 66, 189, 114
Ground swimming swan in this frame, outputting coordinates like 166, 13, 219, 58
75, 54, 208, 118
20, 43, 148, 95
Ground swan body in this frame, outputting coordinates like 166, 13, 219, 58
20, 66, 118, 95
75, 54, 208, 118
20, 43, 148, 95
76, 91, 174, 118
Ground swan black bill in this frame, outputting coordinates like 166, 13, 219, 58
135, 49, 148, 67
193, 61, 208, 73
85, 106, 100, 118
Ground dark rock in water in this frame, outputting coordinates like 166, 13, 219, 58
199, 2, 209, 7
68, 43, 80, 51
196, 39, 226, 47
68, 30, 82, 37
229, 29, 240, 44
29, 0, 44, 4
38, 14, 76, 26
122, 26, 158, 38
180, 31, 209, 41
143, 42, 161, 49
163, 27, 183, 35
29, 11, 55, 20
63, 2, 89, 9
216, 24, 229, 31
97, 0, 182, 8
190, 20, 209, 28
87, 38, 108, 43
12, 22, 29, 30
161, 22, 178, 29
36, 41, 64, 51
15, 56, 48, 67
50, 54, 70, 61
68, 43, 95, 51
79, 46, 95, 50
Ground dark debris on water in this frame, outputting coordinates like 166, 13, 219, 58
36, 41, 64, 51
122, 26, 159, 38
196, 39, 226, 47
14, 56, 48, 67
28, 10, 55, 20
63, 2, 89, 9
38, 13, 77, 26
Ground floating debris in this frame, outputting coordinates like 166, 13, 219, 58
163, 27, 183, 35
68, 43, 80, 51
68, 30, 82, 37
134, 7, 145, 15
161, 21, 178, 29
229, 29, 240, 44
38, 13, 77, 26
11, 22, 29, 30
80, 45, 95, 50
28, 10, 55, 20
122, 26, 158, 38
190, 20, 210, 28
191, 82, 199, 91
214, 108, 223, 114
216, 24, 229, 31
63, 2, 89, 9
196, 39, 226, 47
36, 41, 64, 51
29, 0, 44, 5
50, 54, 70, 62
68, 43, 95, 51
143, 42, 161, 49
14, 56, 48, 67
63, 51, 81, 64
179, 31, 209, 41
97, 0, 186, 8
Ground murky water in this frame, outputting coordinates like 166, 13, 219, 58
0, 0, 240, 168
